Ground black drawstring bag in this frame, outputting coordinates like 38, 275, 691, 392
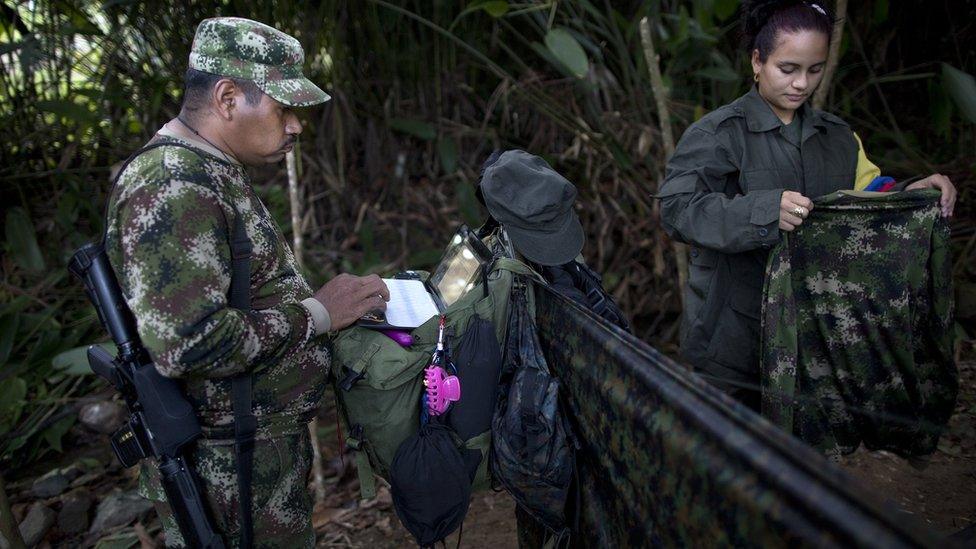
491, 283, 575, 536
447, 316, 503, 480
390, 422, 472, 547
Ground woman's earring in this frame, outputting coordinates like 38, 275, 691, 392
753, 73, 760, 83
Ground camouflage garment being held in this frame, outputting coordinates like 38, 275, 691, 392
761, 189, 957, 459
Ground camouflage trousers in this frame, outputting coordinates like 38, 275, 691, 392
142, 429, 315, 548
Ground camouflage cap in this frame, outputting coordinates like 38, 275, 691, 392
189, 17, 330, 107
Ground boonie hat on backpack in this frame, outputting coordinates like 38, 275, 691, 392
480, 150, 585, 266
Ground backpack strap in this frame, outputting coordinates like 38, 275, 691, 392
110, 140, 256, 548
492, 257, 546, 284
344, 424, 378, 499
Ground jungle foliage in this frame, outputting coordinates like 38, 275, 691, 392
1, 0, 974, 470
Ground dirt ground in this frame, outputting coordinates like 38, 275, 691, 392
836, 359, 976, 536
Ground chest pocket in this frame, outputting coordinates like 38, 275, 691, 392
739, 168, 797, 193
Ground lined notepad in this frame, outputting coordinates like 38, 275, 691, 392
382, 278, 440, 328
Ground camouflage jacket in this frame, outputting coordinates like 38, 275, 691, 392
761, 189, 957, 458
105, 132, 330, 438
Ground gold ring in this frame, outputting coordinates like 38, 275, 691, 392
792, 206, 805, 217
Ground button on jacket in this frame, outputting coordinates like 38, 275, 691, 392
657, 87, 860, 392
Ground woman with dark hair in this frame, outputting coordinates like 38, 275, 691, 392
657, 0, 957, 410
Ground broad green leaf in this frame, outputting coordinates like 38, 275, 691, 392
438, 136, 458, 174
942, 63, 976, 124
27, 330, 75, 371
928, 79, 952, 138
455, 182, 483, 228
478, 1, 509, 17
676, 8, 691, 44
5, 207, 45, 272
56, 191, 79, 232
0, 377, 27, 417
448, 1, 509, 31
43, 416, 76, 454
544, 28, 589, 79
52, 345, 97, 376
873, 0, 889, 25
389, 118, 436, 140
0, 314, 19, 366
714, 0, 738, 21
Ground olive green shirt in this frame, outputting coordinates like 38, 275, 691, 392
657, 87, 859, 392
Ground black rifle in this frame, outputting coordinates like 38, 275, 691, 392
69, 242, 225, 549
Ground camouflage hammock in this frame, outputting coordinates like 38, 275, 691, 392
761, 190, 957, 458
535, 285, 937, 548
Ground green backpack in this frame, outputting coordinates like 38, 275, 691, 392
331, 250, 541, 499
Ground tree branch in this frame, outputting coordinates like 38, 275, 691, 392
813, 0, 848, 109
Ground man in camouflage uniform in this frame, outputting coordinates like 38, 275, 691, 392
105, 17, 390, 548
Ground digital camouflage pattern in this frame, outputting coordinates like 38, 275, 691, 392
104, 136, 330, 544
533, 284, 938, 547
189, 17, 330, 107
761, 189, 957, 458
150, 430, 314, 548
492, 283, 573, 535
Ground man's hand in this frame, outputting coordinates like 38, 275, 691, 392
313, 274, 390, 331
905, 173, 956, 217
779, 191, 814, 232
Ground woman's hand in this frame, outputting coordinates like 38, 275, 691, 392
779, 191, 814, 232
905, 174, 956, 217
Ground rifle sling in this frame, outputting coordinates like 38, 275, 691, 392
112, 141, 257, 548
229, 212, 256, 549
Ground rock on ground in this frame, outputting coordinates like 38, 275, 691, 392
78, 401, 126, 435
88, 490, 153, 535
30, 470, 70, 499
19, 503, 56, 547
57, 488, 93, 535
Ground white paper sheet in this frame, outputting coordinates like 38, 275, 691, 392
382, 278, 440, 328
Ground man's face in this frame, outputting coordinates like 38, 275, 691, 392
227, 90, 301, 166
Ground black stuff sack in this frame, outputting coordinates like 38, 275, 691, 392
390, 422, 472, 547
447, 315, 503, 480
491, 282, 575, 536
